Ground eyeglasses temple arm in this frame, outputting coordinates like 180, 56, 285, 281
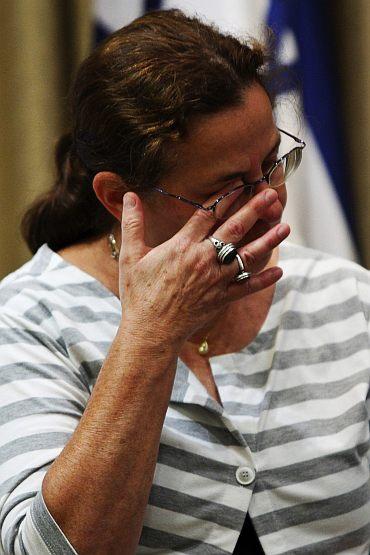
153, 187, 205, 210
278, 127, 306, 147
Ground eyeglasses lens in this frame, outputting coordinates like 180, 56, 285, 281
210, 142, 304, 220
269, 147, 302, 188
285, 148, 302, 179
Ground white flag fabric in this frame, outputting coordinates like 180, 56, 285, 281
94, 0, 358, 261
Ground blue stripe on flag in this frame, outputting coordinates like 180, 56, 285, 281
145, 0, 162, 11
95, 21, 111, 44
267, 0, 354, 227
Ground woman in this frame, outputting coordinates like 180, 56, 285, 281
0, 9, 369, 555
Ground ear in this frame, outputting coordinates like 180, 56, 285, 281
92, 172, 128, 222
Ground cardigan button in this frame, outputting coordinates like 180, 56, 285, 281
236, 466, 255, 485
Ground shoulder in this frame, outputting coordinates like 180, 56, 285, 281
0, 244, 120, 346
279, 241, 369, 286
0, 244, 116, 315
280, 241, 368, 275
0, 244, 69, 303
0, 244, 121, 388
277, 242, 370, 326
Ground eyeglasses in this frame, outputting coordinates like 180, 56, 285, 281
152, 128, 306, 220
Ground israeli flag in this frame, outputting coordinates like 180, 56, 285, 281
94, 0, 358, 261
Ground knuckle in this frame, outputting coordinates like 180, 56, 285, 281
193, 251, 213, 275
241, 247, 257, 268
226, 219, 245, 241
175, 236, 192, 255
196, 208, 217, 225
122, 217, 141, 232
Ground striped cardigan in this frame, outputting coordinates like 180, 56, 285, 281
0, 242, 369, 554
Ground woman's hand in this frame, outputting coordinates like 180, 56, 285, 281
119, 188, 289, 348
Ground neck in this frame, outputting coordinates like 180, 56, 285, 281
185, 247, 280, 357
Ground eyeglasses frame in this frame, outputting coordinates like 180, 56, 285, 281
152, 128, 306, 214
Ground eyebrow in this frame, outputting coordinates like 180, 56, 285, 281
216, 133, 282, 183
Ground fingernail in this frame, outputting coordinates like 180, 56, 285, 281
124, 193, 136, 208
265, 189, 277, 204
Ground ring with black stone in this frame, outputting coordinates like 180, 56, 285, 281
217, 243, 238, 264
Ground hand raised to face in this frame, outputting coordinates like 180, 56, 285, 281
118, 187, 289, 350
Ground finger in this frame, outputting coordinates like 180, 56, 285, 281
176, 184, 252, 242
213, 189, 282, 245
226, 222, 290, 278
218, 222, 289, 284
176, 205, 218, 243
178, 187, 280, 244
227, 266, 283, 302
120, 192, 147, 264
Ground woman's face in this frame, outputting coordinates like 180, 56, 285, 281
141, 83, 287, 248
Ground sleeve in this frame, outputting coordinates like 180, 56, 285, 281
0, 308, 90, 555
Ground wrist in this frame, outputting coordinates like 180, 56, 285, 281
116, 318, 183, 360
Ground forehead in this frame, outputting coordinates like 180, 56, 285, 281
170, 83, 277, 181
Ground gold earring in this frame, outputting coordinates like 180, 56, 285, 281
108, 233, 119, 261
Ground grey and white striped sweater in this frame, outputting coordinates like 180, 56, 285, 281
0, 242, 369, 554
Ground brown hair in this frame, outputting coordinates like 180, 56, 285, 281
21, 9, 271, 254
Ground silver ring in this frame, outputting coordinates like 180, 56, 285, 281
235, 271, 252, 283
208, 237, 225, 251
217, 243, 238, 264
208, 236, 238, 265
235, 254, 244, 274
